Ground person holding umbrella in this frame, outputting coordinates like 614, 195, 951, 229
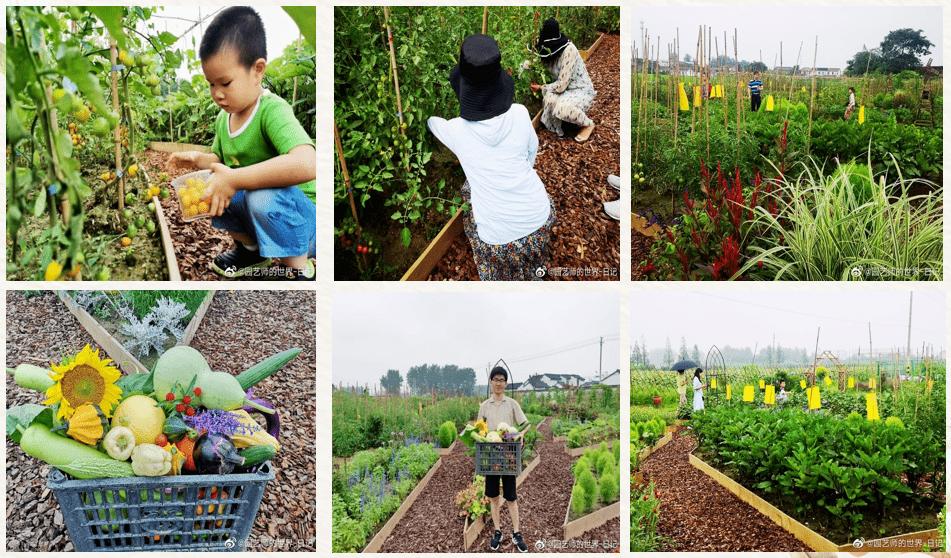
670, 360, 699, 407
693, 368, 706, 412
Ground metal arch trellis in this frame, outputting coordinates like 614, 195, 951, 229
704, 345, 729, 407
485, 358, 517, 400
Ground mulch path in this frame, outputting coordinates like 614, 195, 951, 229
630, 230, 652, 280
378, 420, 619, 553
428, 33, 621, 281
640, 426, 812, 552
5, 290, 316, 552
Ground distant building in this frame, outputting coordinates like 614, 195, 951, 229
581, 370, 621, 388
511, 373, 587, 394
802, 67, 842, 78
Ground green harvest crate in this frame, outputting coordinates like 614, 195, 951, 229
47, 462, 274, 551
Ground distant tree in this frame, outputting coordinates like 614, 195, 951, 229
692, 344, 701, 364
776, 344, 785, 365
679, 337, 689, 361
380, 369, 403, 395
880, 28, 933, 73
749, 61, 767, 73
684, 53, 692, 63
631, 342, 641, 366
663, 336, 674, 369
845, 48, 884, 76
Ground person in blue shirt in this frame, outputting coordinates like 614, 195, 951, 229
748, 71, 763, 112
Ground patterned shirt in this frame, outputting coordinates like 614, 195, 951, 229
748, 78, 763, 96
478, 395, 528, 432
544, 43, 595, 95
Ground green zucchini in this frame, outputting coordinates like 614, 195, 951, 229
238, 445, 276, 467
19, 423, 135, 479
7, 364, 55, 392
235, 348, 301, 391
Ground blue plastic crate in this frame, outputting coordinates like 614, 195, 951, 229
474, 442, 522, 476
47, 462, 274, 552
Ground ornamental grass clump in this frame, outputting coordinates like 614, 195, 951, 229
579, 469, 597, 510
438, 420, 457, 448
739, 157, 942, 281
599, 471, 619, 503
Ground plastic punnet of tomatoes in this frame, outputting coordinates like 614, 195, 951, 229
170, 170, 216, 223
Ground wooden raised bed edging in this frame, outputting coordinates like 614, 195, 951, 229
688, 452, 940, 552
363, 457, 444, 553
151, 193, 181, 281
438, 439, 459, 456
566, 438, 617, 457
637, 431, 673, 463
674, 419, 690, 425
147, 141, 211, 153
56, 290, 215, 375
401, 33, 607, 281
563, 496, 620, 540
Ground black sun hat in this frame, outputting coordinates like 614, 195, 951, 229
537, 18, 570, 60
449, 34, 514, 121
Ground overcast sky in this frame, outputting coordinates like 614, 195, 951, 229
333, 293, 621, 390
144, 7, 304, 81
631, 7, 942, 69
631, 291, 945, 362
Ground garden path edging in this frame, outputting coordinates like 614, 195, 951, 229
55, 290, 214, 375
151, 193, 181, 281
362, 457, 444, 553
637, 431, 673, 462
566, 438, 617, 457
563, 496, 620, 540
689, 452, 939, 552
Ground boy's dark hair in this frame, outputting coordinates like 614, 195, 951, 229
199, 7, 267, 69
753, 71, 760, 76
490, 366, 508, 382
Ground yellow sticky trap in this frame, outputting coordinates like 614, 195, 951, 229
717, 84, 723, 97
711, 378, 717, 389
759, 380, 765, 389
824, 375, 832, 386
765, 385, 775, 405
808, 387, 821, 410
765, 95, 774, 111
927, 380, 933, 391
726, 385, 731, 400
866, 392, 879, 420
869, 377, 876, 390
848, 377, 854, 389
800, 379, 807, 389
858, 106, 865, 124
679, 83, 689, 111
743, 386, 754, 402
694, 86, 701, 107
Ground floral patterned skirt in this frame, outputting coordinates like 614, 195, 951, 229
541, 87, 596, 137
461, 181, 556, 281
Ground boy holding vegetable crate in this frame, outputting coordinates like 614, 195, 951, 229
477, 366, 531, 553
166, 7, 316, 281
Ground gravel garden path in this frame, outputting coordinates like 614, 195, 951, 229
429, 33, 621, 281
640, 426, 812, 552
378, 420, 619, 552
5, 290, 316, 552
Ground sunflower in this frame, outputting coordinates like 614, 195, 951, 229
44, 344, 122, 420
473, 419, 488, 438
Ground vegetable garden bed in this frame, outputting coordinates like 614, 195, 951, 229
636, 432, 672, 462
362, 457, 445, 553
564, 497, 620, 541
689, 451, 939, 551
6, 290, 316, 552
566, 438, 617, 457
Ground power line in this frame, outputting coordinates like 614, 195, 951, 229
472, 335, 619, 369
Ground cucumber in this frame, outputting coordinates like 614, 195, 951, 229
235, 348, 301, 391
7, 364, 55, 392
238, 445, 276, 467
19, 423, 135, 479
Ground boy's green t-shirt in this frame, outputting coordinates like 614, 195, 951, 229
210, 91, 316, 203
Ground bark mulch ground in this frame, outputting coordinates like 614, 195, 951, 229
139, 150, 310, 281
428, 33, 621, 281
378, 420, 619, 553
640, 426, 811, 552
5, 290, 316, 552
630, 229, 653, 280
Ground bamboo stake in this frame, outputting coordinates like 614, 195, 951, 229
482, 6, 488, 34
692, 27, 699, 135
734, 29, 741, 163
333, 120, 367, 269
383, 6, 408, 172
807, 37, 818, 156
703, 26, 710, 161
109, 39, 125, 214
674, 29, 679, 151
654, 36, 659, 152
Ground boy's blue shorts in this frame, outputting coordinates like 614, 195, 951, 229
211, 186, 316, 259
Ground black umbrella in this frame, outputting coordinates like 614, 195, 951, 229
671, 359, 700, 371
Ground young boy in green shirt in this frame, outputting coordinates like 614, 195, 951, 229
167, 7, 316, 280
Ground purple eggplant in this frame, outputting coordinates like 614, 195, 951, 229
193, 433, 245, 475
